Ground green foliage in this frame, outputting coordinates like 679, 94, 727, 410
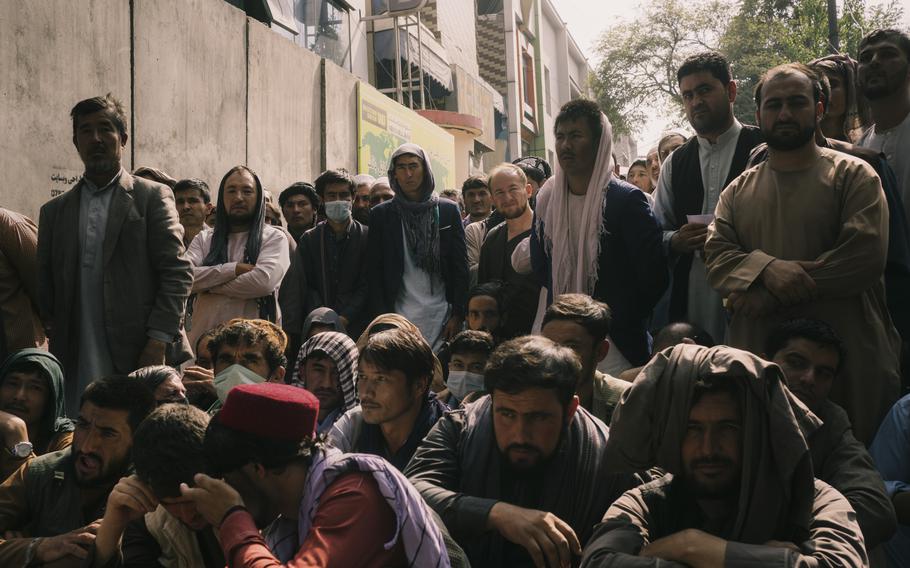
591, 0, 906, 135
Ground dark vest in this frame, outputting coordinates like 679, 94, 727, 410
24, 449, 109, 537
668, 125, 764, 321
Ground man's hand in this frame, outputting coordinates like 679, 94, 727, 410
443, 315, 463, 341
235, 263, 255, 276
182, 365, 215, 383
103, 475, 158, 529
35, 520, 102, 562
487, 502, 581, 568
670, 223, 709, 254
137, 338, 167, 368
727, 287, 779, 318
180, 473, 244, 528
0, 410, 29, 450
641, 528, 726, 567
760, 259, 823, 306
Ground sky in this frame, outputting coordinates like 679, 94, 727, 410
550, 0, 910, 154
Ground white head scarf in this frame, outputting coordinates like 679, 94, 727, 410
535, 113, 614, 296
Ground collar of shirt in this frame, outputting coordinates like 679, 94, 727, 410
696, 119, 743, 152
325, 220, 353, 241
81, 168, 125, 194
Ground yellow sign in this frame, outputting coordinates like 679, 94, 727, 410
357, 83, 456, 190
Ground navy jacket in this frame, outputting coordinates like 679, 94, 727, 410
367, 198, 469, 318
531, 179, 668, 365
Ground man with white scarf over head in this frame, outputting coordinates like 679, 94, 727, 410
512, 99, 668, 373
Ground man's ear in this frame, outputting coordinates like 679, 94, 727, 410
727, 80, 738, 103
595, 339, 610, 363
565, 395, 580, 425
269, 366, 286, 384
120, 131, 129, 147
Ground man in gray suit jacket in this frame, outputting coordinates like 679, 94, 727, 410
37, 94, 193, 412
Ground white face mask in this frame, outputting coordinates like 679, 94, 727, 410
324, 200, 352, 223
446, 370, 485, 400
214, 364, 266, 402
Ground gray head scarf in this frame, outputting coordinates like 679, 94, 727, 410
387, 143, 440, 275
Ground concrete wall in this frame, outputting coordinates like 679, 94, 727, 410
133, 0, 247, 191
323, 62, 360, 172
247, 20, 322, 193
0, 0, 131, 220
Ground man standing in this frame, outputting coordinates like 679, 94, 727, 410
527, 99, 667, 371
652, 52, 764, 340
278, 182, 319, 242
705, 63, 901, 443
173, 178, 214, 248
352, 174, 375, 225
294, 169, 370, 339
367, 143, 468, 349
478, 164, 541, 338
188, 166, 290, 351
290, 331, 359, 434
0, 208, 45, 361
541, 294, 629, 425
406, 336, 636, 568
766, 319, 896, 549
369, 177, 394, 207
462, 175, 492, 227
37, 95, 193, 412
0, 375, 155, 565
329, 328, 448, 471
857, 29, 910, 226
180, 382, 452, 566
582, 344, 867, 567
0, 349, 72, 481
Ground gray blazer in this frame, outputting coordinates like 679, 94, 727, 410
36, 172, 192, 378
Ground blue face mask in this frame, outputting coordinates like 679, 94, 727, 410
214, 364, 266, 403
324, 200, 352, 223
446, 370, 485, 400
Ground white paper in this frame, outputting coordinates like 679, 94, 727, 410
686, 214, 715, 225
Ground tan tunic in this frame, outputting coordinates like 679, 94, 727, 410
705, 147, 901, 444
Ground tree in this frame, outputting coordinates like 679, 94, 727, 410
592, 0, 905, 136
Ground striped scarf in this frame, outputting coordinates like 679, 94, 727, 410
290, 331, 359, 414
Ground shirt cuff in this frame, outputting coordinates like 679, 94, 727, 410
662, 230, 676, 257
454, 496, 498, 534
219, 508, 267, 563
146, 329, 173, 343
884, 480, 910, 497
725, 541, 789, 567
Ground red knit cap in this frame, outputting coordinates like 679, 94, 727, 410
219, 383, 319, 442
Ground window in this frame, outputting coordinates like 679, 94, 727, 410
293, 0, 351, 70
544, 66, 551, 116
521, 50, 535, 113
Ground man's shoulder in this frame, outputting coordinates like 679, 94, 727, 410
23, 448, 72, 479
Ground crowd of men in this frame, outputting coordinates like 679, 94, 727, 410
0, 25, 908, 568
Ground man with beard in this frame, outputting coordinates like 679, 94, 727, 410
652, 52, 764, 342
705, 63, 901, 444
37, 95, 193, 413
352, 174, 375, 225
645, 147, 660, 188
188, 166, 290, 352
477, 164, 541, 338
173, 178, 214, 248
0, 375, 154, 565
179, 382, 453, 567
406, 336, 637, 568
0, 350, 73, 481
290, 331, 359, 434
89, 404, 225, 567
581, 344, 867, 567
278, 182, 319, 242
857, 29, 910, 226
367, 144, 468, 349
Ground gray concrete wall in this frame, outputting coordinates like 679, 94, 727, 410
323, 62, 360, 172
132, 0, 248, 192
0, 0, 131, 220
247, 19, 322, 194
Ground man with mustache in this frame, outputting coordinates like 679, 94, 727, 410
187, 166, 290, 352
704, 63, 901, 445
290, 331, 359, 434
0, 375, 154, 566
582, 344, 868, 567
766, 318, 896, 549
406, 336, 637, 568
37, 95, 193, 414
651, 52, 764, 343
173, 178, 214, 249
329, 328, 447, 471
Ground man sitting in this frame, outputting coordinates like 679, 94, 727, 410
0, 349, 73, 481
179, 382, 453, 566
767, 318, 896, 549
209, 319, 288, 409
406, 336, 637, 568
0, 375, 154, 565
439, 330, 495, 408
582, 344, 868, 567
329, 328, 447, 471
290, 331, 359, 434
91, 404, 223, 567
